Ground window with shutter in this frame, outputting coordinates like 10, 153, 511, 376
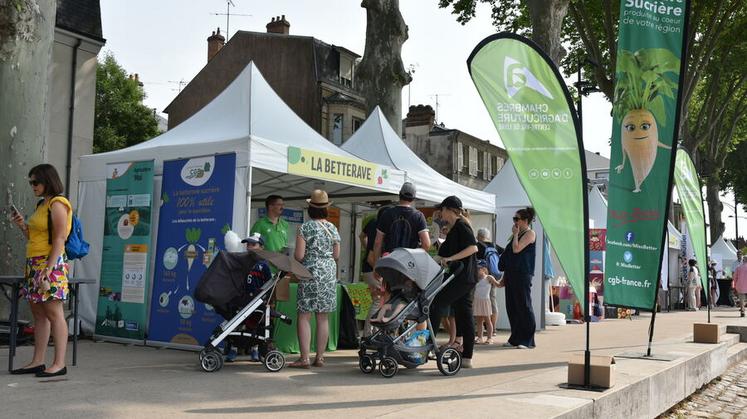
477, 150, 484, 178
468, 146, 478, 176
496, 157, 504, 172
457, 142, 463, 172
485, 153, 492, 179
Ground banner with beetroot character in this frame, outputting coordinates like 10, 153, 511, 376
604, 0, 690, 309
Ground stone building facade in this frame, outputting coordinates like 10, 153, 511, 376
403, 105, 508, 190
164, 16, 366, 145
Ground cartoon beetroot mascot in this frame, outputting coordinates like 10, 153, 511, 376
613, 49, 679, 193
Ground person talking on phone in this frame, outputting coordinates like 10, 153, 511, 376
500, 207, 537, 349
9, 164, 72, 377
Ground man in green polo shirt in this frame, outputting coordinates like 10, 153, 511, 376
251, 195, 288, 252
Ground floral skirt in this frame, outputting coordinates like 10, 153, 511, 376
22, 255, 69, 303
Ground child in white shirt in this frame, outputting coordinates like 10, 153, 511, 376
473, 261, 502, 344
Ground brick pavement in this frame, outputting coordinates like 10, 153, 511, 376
659, 359, 747, 419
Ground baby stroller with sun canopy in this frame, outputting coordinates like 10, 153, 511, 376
194, 249, 310, 373
358, 248, 463, 378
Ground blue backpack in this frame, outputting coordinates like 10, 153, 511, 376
44, 198, 90, 260
484, 245, 502, 278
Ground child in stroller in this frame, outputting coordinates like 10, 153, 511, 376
358, 248, 464, 378
225, 233, 272, 362
194, 247, 298, 373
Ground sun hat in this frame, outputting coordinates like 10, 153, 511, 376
307, 189, 332, 208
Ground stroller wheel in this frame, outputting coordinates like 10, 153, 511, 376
200, 350, 224, 373
436, 348, 461, 376
264, 350, 285, 372
359, 354, 376, 374
379, 357, 398, 378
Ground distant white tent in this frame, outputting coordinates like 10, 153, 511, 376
75, 62, 406, 333
711, 235, 738, 272
588, 185, 607, 228
341, 107, 496, 214
725, 239, 738, 255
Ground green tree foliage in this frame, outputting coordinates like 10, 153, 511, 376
721, 140, 747, 211
94, 53, 159, 153
439, 0, 568, 65
440, 0, 747, 240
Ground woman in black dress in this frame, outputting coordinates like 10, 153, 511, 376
500, 207, 537, 349
429, 196, 478, 368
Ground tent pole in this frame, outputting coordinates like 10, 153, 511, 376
246, 166, 253, 237
350, 203, 357, 283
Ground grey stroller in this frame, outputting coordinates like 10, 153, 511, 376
358, 248, 463, 378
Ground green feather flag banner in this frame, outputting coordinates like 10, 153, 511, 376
674, 149, 708, 291
468, 33, 588, 311
604, 0, 690, 309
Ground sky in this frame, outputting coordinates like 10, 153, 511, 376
99, 1, 744, 242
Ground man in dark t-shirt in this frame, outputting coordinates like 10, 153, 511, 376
373, 182, 430, 263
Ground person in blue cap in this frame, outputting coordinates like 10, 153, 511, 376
241, 233, 272, 299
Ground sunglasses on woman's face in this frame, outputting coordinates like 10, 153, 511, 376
28, 180, 40, 186
513, 216, 521, 222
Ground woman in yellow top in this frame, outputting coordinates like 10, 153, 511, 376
10, 164, 73, 377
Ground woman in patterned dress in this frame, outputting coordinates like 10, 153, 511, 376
289, 189, 341, 368
9, 164, 73, 377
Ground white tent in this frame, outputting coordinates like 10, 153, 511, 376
341, 107, 496, 214
484, 159, 545, 329
588, 185, 607, 228
726, 239, 739, 255
75, 62, 406, 333
711, 235, 738, 273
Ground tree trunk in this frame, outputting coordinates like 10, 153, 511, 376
356, 0, 411, 136
705, 175, 724, 244
526, 0, 570, 65
0, 0, 55, 284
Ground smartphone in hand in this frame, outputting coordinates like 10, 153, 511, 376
9, 204, 20, 219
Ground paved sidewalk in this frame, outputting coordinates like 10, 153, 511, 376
2, 308, 746, 418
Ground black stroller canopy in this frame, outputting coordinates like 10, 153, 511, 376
375, 248, 442, 290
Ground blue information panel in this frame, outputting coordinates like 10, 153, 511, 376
147, 153, 236, 347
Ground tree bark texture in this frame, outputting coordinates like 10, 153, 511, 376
356, 0, 411, 136
705, 175, 724, 244
0, 0, 55, 284
526, 0, 569, 65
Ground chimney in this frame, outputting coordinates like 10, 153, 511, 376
405, 105, 436, 128
207, 27, 225, 62
266, 15, 290, 35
